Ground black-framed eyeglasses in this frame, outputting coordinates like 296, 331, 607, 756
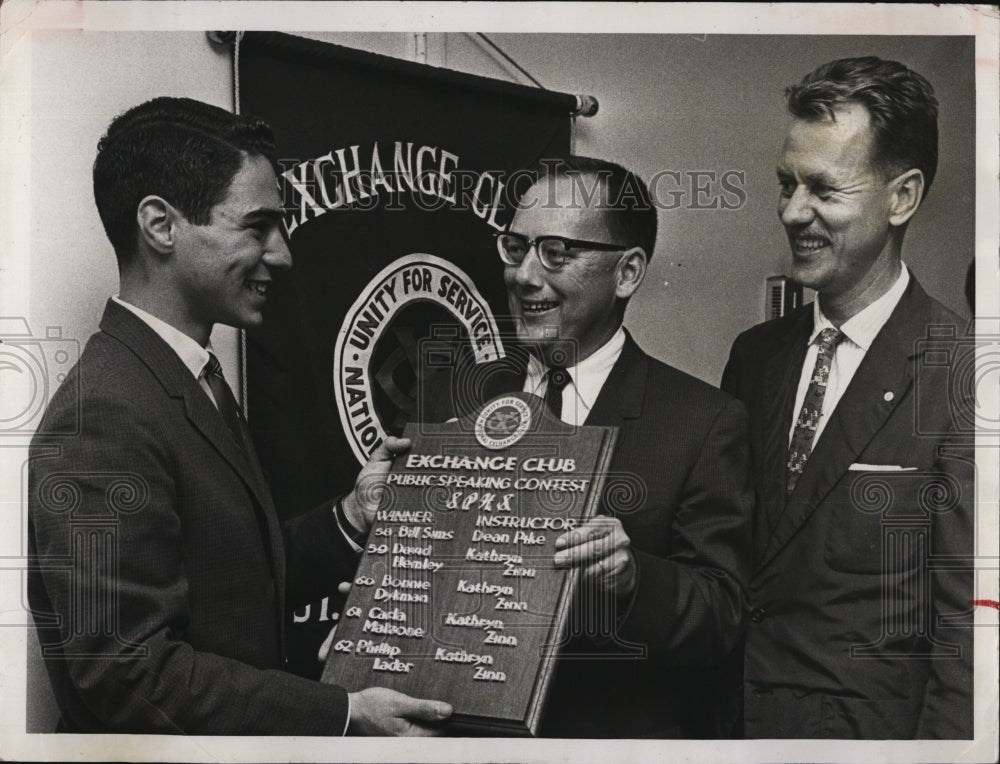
495, 231, 629, 271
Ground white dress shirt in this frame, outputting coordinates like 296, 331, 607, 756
788, 266, 910, 447
112, 296, 225, 408
523, 326, 626, 425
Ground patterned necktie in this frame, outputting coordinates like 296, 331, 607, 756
545, 366, 571, 420
786, 328, 844, 494
204, 353, 247, 453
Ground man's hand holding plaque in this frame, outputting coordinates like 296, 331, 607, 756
554, 517, 637, 598
341, 436, 413, 535
346, 687, 453, 736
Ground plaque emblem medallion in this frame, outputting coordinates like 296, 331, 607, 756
475, 396, 532, 450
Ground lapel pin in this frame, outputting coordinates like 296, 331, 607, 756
883, 391, 894, 402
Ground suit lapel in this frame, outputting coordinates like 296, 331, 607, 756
99, 301, 283, 576
757, 277, 931, 569
755, 311, 811, 550
583, 333, 644, 520
585, 331, 645, 426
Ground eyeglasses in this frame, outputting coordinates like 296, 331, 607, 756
495, 232, 629, 271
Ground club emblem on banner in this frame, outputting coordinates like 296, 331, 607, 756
334, 254, 504, 463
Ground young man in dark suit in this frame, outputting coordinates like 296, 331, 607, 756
27, 97, 451, 735
722, 57, 974, 738
427, 156, 754, 737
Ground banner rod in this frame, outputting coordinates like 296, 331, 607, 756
208, 31, 597, 117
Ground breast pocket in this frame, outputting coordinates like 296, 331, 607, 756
823, 470, 958, 575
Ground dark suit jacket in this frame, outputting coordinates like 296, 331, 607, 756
426, 331, 754, 737
28, 299, 359, 734
722, 274, 974, 739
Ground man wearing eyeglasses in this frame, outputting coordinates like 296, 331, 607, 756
428, 155, 753, 737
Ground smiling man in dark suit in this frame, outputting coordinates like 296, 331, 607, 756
722, 57, 974, 738
27, 96, 451, 735
427, 155, 754, 737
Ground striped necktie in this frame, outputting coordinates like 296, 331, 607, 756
204, 353, 247, 454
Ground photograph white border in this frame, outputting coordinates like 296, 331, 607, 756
1, 3, 996, 762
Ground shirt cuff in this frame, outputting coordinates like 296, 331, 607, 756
333, 497, 366, 552
343, 692, 352, 735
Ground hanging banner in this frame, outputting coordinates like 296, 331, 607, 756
236, 32, 572, 676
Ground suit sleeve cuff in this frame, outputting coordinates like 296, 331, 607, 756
614, 547, 644, 629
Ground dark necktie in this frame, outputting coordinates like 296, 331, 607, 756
204, 353, 247, 453
545, 366, 571, 420
787, 328, 844, 494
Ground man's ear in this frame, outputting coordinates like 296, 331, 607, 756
136, 196, 177, 255
615, 247, 648, 300
888, 169, 925, 227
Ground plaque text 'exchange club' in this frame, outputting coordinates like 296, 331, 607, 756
322, 393, 618, 735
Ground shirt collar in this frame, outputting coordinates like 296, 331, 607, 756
526, 326, 626, 409
112, 295, 211, 380
812, 265, 910, 351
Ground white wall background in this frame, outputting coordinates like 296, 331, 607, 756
7, 28, 976, 732
17, 31, 975, 391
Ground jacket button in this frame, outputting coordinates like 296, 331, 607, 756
750, 608, 767, 623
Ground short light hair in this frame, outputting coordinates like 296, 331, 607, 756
786, 56, 939, 199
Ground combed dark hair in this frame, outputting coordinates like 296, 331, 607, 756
93, 96, 277, 266
519, 154, 658, 261
786, 56, 939, 199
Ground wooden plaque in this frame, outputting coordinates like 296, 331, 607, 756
321, 393, 618, 735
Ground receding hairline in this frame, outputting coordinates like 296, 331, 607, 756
513, 172, 624, 230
